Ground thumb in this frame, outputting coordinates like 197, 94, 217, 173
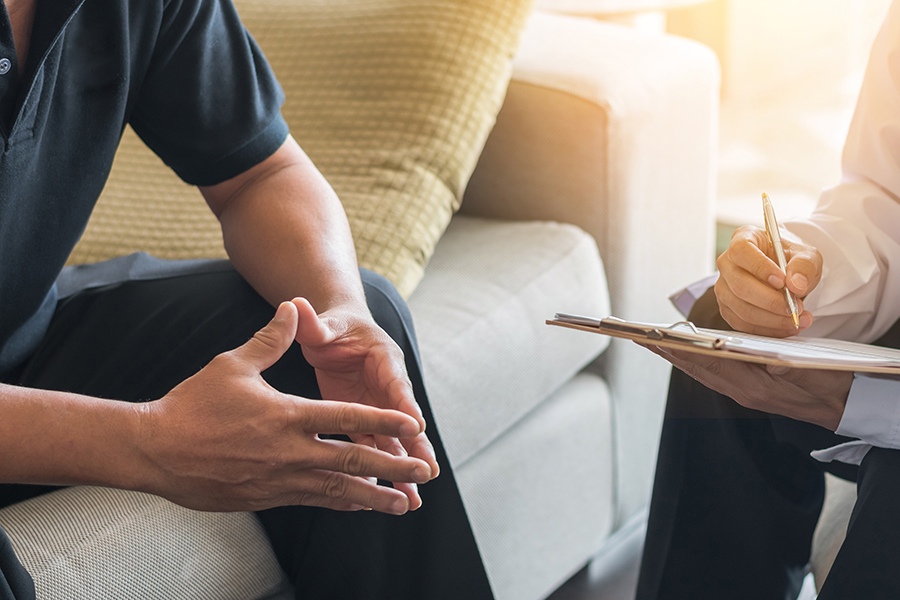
231, 301, 298, 373
784, 241, 823, 298
292, 297, 337, 348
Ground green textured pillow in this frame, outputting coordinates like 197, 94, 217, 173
71, 0, 534, 298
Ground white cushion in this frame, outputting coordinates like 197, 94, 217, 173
0, 486, 290, 600
408, 215, 610, 467
462, 11, 718, 523
457, 372, 614, 600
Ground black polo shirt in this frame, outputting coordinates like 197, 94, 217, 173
0, 0, 290, 372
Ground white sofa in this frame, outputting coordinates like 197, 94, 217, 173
0, 10, 719, 600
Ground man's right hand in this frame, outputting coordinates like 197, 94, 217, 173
715, 225, 823, 337
133, 301, 432, 515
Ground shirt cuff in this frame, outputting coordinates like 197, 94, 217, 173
811, 440, 873, 465
811, 373, 900, 465
836, 372, 900, 448
669, 273, 719, 317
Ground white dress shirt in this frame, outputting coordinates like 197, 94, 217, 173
687, 0, 900, 464
794, 0, 900, 464
785, 1, 900, 346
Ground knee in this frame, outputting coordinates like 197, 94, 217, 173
859, 447, 900, 489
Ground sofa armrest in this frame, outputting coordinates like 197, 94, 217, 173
463, 10, 719, 309
461, 10, 719, 524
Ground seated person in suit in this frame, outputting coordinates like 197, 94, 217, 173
636, 2, 900, 598
0, 0, 492, 598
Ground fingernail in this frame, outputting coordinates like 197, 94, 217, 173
399, 422, 420, 438
768, 275, 783, 289
391, 497, 408, 515
800, 313, 813, 328
274, 302, 290, 321
791, 273, 808, 292
413, 465, 430, 484
408, 484, 421, 511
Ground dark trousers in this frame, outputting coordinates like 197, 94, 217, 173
636, 294, 900, 600
0, 260, 492, 600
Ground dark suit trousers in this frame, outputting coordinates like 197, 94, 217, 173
0, 260, 492, 600
636, 292, 900, 600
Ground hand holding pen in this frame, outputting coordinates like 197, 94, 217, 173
712, 192, 823, 338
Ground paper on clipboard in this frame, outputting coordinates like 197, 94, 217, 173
547, 314, 900, 374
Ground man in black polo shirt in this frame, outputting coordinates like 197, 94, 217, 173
0, 0, 493, 598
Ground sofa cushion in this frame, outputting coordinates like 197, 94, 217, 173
408, 215, 610, 467
70, 0, 535, 299
0, 486, 290, 600
457, 372, 615, 600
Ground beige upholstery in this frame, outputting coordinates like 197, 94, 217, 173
463, 11, 719, 523
409, 216, 609, 466
408, 216, 612, 600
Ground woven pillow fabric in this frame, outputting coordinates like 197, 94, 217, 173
70, 0, 534, 298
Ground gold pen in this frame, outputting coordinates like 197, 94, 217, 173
762, 192, 800, 329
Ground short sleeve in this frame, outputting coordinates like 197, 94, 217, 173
129, 0, 289, 186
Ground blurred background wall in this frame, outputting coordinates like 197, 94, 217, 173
668, 0, 893, 252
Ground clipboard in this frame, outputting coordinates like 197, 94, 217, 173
547, 314, 900, 375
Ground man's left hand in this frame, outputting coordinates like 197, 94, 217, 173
641, 343, 852, 430
292, 297, 438, 511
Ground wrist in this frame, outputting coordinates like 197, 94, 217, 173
809, 376, 851, 432
311, 288, 369, 317
810, 396, 846, 432
102, 401, 158, 493
51, 395, 151, 493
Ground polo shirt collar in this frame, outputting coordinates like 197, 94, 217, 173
5, 0, 86, 138
27, 0, 87, 81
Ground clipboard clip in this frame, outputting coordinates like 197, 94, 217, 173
554, 314, 737, 350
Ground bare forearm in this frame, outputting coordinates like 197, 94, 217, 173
0, 383, 145, 489
195, 140, 437, 502
208, 139, 367, 314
